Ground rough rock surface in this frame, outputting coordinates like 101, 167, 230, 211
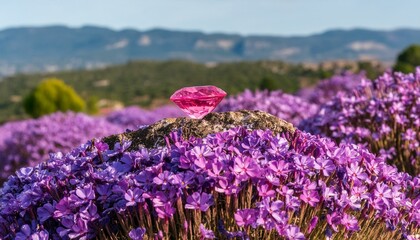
103, 110, 295, 150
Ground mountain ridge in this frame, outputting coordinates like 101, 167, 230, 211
1, 25, 419, 76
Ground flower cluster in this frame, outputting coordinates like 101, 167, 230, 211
301, 68, 420, 175
0, 112, 122, 183
0, 121, 16, 150
106, 105, 185, 130
296, 71, 366, 105
217, 89, 318, 125
0, 126, 418, 239
0, 105, 185, 184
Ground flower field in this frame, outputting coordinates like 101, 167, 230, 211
0, 68, 418, 239
301, 69, 419, 175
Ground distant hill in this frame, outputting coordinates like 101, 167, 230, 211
0, 25, 419, 77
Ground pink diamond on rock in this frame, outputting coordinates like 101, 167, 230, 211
170, 85, 227, 119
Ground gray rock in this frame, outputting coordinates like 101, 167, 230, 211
103, 110, 295, 150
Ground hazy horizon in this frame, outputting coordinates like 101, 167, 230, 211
1, 0, 420, 36
2, 24, 420, 38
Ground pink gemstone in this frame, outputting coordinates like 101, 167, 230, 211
170, 85, 227, 119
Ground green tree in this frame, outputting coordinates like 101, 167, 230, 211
394, 44, 420, 73
259, 76, 281, 91
23, 78, 86, 118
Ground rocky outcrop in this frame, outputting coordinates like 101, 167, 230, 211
103, 110, 295, 150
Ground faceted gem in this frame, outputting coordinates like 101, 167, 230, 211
170, 85, 227, 119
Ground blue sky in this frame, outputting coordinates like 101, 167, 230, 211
1, 0, 419, 36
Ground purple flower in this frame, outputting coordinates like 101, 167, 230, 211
15, 224, 32, 240
129, 227, 146, 240
75, 183, 96, 200
153, 171, 171, 187
294, 156, 314, 173
113, 154, 134, 173
0, 124, 419, 239
108, 141, 131, 157
191, 145, 214, 162
346, 163, 368, 183
235, 209, 258, 227
301, 68, 420, 175
307, 216, 318, 234
30, 230, 49, 240
57, 214, 88, 239
327, 212, 341, 232
207, 161, 225, 178
232, 156, 261, 180
402, 129, 416, 141
199, 224, 215, 240
16, 167, 34, 180
155, 202, 176, 219
215, 177, 240, 195
54, 197, 72, 218
300, 190, 320, 207
341, 214, 360, 232
313, 158, 335, 177
0, 112, 122, 183
267, 160, 290, 178
407, 234, 420, 240
97, 184, 112, 202
185, 192, 214, 212
217, 89, 319, 125
169, 171, 195, 189
125, 188, 144, 206
373, 183, 393, 208
296, 71, 366, 105
257, 198, 287, 225
37, 202, 55, 223
257, 183, 276, 198
285, 225, 305, 240
80, 202, 100, 221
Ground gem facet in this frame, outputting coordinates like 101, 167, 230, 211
170, 85, 227, 119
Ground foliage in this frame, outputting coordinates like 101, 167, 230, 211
23, 78, 86, 118
301, 68, 420, 175
394, 45, 420, 73
86, 96, 100, 115
0, 127, 418, 239
259, 76, 282, 90
0, 60, 337, 123
217, 89, 318, 126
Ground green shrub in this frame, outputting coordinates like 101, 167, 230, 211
23, 78, 86, 117
259, 76, 282, 90
394, 44, 420, 73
